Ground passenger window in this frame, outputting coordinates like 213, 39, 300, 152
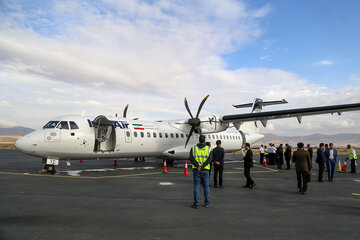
141, 132, 144, 138
220, 135, 222, 140
186, 134, 189, 138
170, 133, 174, 138
69, 121, 79, 130
227, 136, 229, 140
147, 132, 151, 138
159, 133, 162, 138
165, 133, 168, 138
181, 134, 184, 138
175, 133, 179, 138
153, 132, 157, 138
134, 132, 138, 137
126, 131, 130, 137
43, 121, 59, 129
57, 121, 69, 130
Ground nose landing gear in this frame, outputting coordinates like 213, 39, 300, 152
43, 164, 56, 174
41, 158, 58, 174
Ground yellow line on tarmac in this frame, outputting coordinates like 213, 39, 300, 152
253, 164, 279, 172
0, 171, 162, 179
352, 193, 360, 196
354, 180, 360, 183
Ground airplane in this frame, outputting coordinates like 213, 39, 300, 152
15, 96, 360, 174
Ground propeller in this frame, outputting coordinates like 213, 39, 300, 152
184, 95, 209, 147
123, 104, 129, 118
115, 104, 129, 118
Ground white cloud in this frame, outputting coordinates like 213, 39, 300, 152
313, 60, 333, 66
0, 1, 360, 136
0, 100, 10, 107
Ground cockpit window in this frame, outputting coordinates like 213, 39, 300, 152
69, 121, 79, 130
57, 121, 69, 130
43, 121, 59, 129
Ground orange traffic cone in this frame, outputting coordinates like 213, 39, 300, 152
184, 160, 189, 175
163, 159, 167, 173
336, 160, 342, 172
263, 157, 267, 167
341, 159, 347, 172
80, 160, 83, 163
113, 160, 117, 166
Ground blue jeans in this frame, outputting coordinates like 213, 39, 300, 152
327, 160, 336, 180
193, 170, 210, 206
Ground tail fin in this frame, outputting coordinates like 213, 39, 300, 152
233, 98, 288, 113
233, 98, 288, 131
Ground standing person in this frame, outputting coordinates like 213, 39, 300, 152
325, 143, 337, 181
307, 144, 313, 161
259, 144, 264, 164
292, 142, 312, 194
316, 143, 326, 182
213, 140, 225, 188
268, 143, 276, 165
347, 144, 357, 174
264, 145, 269, 164
324, 144, 329, 172
189, 135, 212, 208
276, 144, 284, 169
206, 142, 213, 182
284, 143, 292, 170
243, 143, 255, 188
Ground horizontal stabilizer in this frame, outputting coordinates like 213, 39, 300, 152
233, 99, 288, 108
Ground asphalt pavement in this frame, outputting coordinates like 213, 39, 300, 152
0, 149, 359, 240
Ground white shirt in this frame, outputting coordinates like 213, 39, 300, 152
329, 149, 334, 160
260, 147, 264, 154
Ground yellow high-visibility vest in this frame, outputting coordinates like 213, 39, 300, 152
349, 148, 357, 160
192, 145, 212, 170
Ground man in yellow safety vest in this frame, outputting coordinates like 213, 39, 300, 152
189, 135, 213, 208
347, 144, 357, 174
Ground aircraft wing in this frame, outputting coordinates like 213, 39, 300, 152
221, 103, 360, 127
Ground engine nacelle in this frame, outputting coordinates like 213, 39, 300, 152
199, 115, 229, 134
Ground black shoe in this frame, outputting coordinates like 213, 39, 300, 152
302, 192, 307, 195
243, 185, 250, 188
191, 204, 199, 209
249, 183, 256, 189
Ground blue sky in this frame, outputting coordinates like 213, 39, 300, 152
224, 0, 360, 87
0, 0, 359, 136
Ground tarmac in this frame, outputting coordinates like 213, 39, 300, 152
0, 149, 359, 240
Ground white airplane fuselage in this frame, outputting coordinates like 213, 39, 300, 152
15, 115, 264, 162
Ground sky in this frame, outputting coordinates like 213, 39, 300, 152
0, 0, 360, 136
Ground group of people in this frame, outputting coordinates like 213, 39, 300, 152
188, 135, 358, 208
259, 143, 292, 169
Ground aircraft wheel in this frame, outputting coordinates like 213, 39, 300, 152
45, 164, 56, 174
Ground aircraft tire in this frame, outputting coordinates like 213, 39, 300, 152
45, 164, 56, 174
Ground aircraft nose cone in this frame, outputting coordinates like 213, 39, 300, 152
15, 137, 27, 152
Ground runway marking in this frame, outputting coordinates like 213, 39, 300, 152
352, 193, 360, 196
0, 171, 161, 179
253, 164, 279, 172
354, 180, 360, 183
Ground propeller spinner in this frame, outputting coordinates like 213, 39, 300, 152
184, 95, 209, 147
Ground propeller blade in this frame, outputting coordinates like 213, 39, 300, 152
184, 97, 194, 119
185, 126, 195, 148
123, 104, 129, 118
195, 95, 209, 118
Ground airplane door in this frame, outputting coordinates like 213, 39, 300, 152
125, 129, 132, 143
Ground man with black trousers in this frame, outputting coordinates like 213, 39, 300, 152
276, 144, 284, 169
307, 144, 313, 160
284, 143, 292, 170
213, 140, 225, 188
243, 143, 255, 188
316, 143, 326, 182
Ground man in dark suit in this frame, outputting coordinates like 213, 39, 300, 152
243, 143, 255, 188
292, 142, 312, 194
213, 140, 225, 188
316, 143, 326, 182
284, 143, 292, 170
276, 144, 284, 169
325, 143, 337, 181
307, 144, 313, 160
